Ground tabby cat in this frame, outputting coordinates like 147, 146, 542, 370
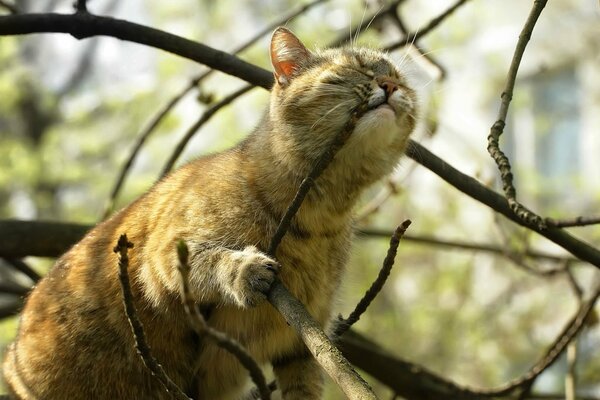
3, 27, 417, 399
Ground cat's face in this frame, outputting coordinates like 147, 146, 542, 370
268, 27, 417, 181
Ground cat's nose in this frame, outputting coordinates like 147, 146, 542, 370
377, 77, 399, 99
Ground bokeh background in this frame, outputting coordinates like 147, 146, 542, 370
1, 0, 599, 398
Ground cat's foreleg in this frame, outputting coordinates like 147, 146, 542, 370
186, 242, 279, 308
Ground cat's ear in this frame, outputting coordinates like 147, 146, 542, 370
270, 27, 311, 87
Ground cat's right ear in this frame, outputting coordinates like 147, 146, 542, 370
270, 27, 311, 87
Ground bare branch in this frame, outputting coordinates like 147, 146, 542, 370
113, 234, 191, 400
267, 101, 371, 255
0, 282, 30, 296
0, 219, 91, 258
267, 281, 377, 400
160, 84, 254, 177
385, 0, 473, 51
333, 220, 411, 337
0, 0, 17, 14
474, 282, 600, 397
2, 258, 41, 282
265, 99, 378, 399
546, 215, 600, 228
176, 241, 270, 400
0, 13, 273, 89
73, 0, 88, 13
487, 0, 548, 230
405, 141, 600, 268
358, 228, 579, 264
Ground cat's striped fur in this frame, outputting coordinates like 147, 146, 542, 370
3, 27, 417, 399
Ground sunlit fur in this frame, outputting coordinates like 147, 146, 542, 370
3, 28, 417, 400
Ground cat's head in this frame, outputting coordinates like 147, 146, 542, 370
268, 27, 417, 182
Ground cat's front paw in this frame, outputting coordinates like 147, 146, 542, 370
230, 246, 279, 307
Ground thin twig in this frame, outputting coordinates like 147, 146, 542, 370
267, 101, 371, 255
160, 84, 254, 177
176, 241, 271, 400
475, 282, 600, 397
333, 220, 411, 338
358, 228, 580, 265
3, 258, 41, 282
113, 234, 191, 400
0, 282, 30, 296
73, 0, 88, 13
0, 0, 17, 14
404, 141, 600, 268
265, 101, 378, 399
546, 216, 600, 228
486, 0, 548, 230
385, 0, 473, 51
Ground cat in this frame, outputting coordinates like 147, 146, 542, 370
2, 27, 417, 399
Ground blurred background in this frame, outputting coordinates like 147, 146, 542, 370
0, 0, 599, 398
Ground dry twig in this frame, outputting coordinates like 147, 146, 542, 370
160, 84, 254, 177
546, 216, 600, 228
176, 241, 270, 400
113, 234, 191, 400
265, 101, 378, 399
486, 0, 548, 230
385, 0, 473, 51
333, 220, 411, 338
0, 0, 17, 14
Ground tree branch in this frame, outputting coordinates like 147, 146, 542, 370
385, 0, 473, 51
0, 13, 273, 89
113, 234, 191, 400
405, 141, 600, 268
264, 101, 378, 399
176, 241, 270, 400
486, 0, 548, 230
333, 221, 411, 337
160, 84, 254, 177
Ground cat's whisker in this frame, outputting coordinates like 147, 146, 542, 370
354, 4, 368, 45
363, 4, 385, 38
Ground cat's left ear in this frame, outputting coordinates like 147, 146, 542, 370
270, 27, 311, 87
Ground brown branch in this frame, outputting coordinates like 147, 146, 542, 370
340, 281, 600, 400
0, 282, 30, 296
73, 0, 87, 13
265, 102, 378, 399
486, 0, 548, 230
358, 228, 579, 264
0, 300, 22, 319
474, 282, 600, 397
267, 281, 377, 400
0, 13, 273, 89
176, 241, 270, 400
267, 101, 371, 255
385, 0, 473, 51
2, 258, 41, 282
0, 0, 17, 14
160, 84, 254, 177
0, 219, 91, 258
546, 215, 600, 228
405, 141, 600, 268
113, 234, 191, 400
333, 220, 411, 337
